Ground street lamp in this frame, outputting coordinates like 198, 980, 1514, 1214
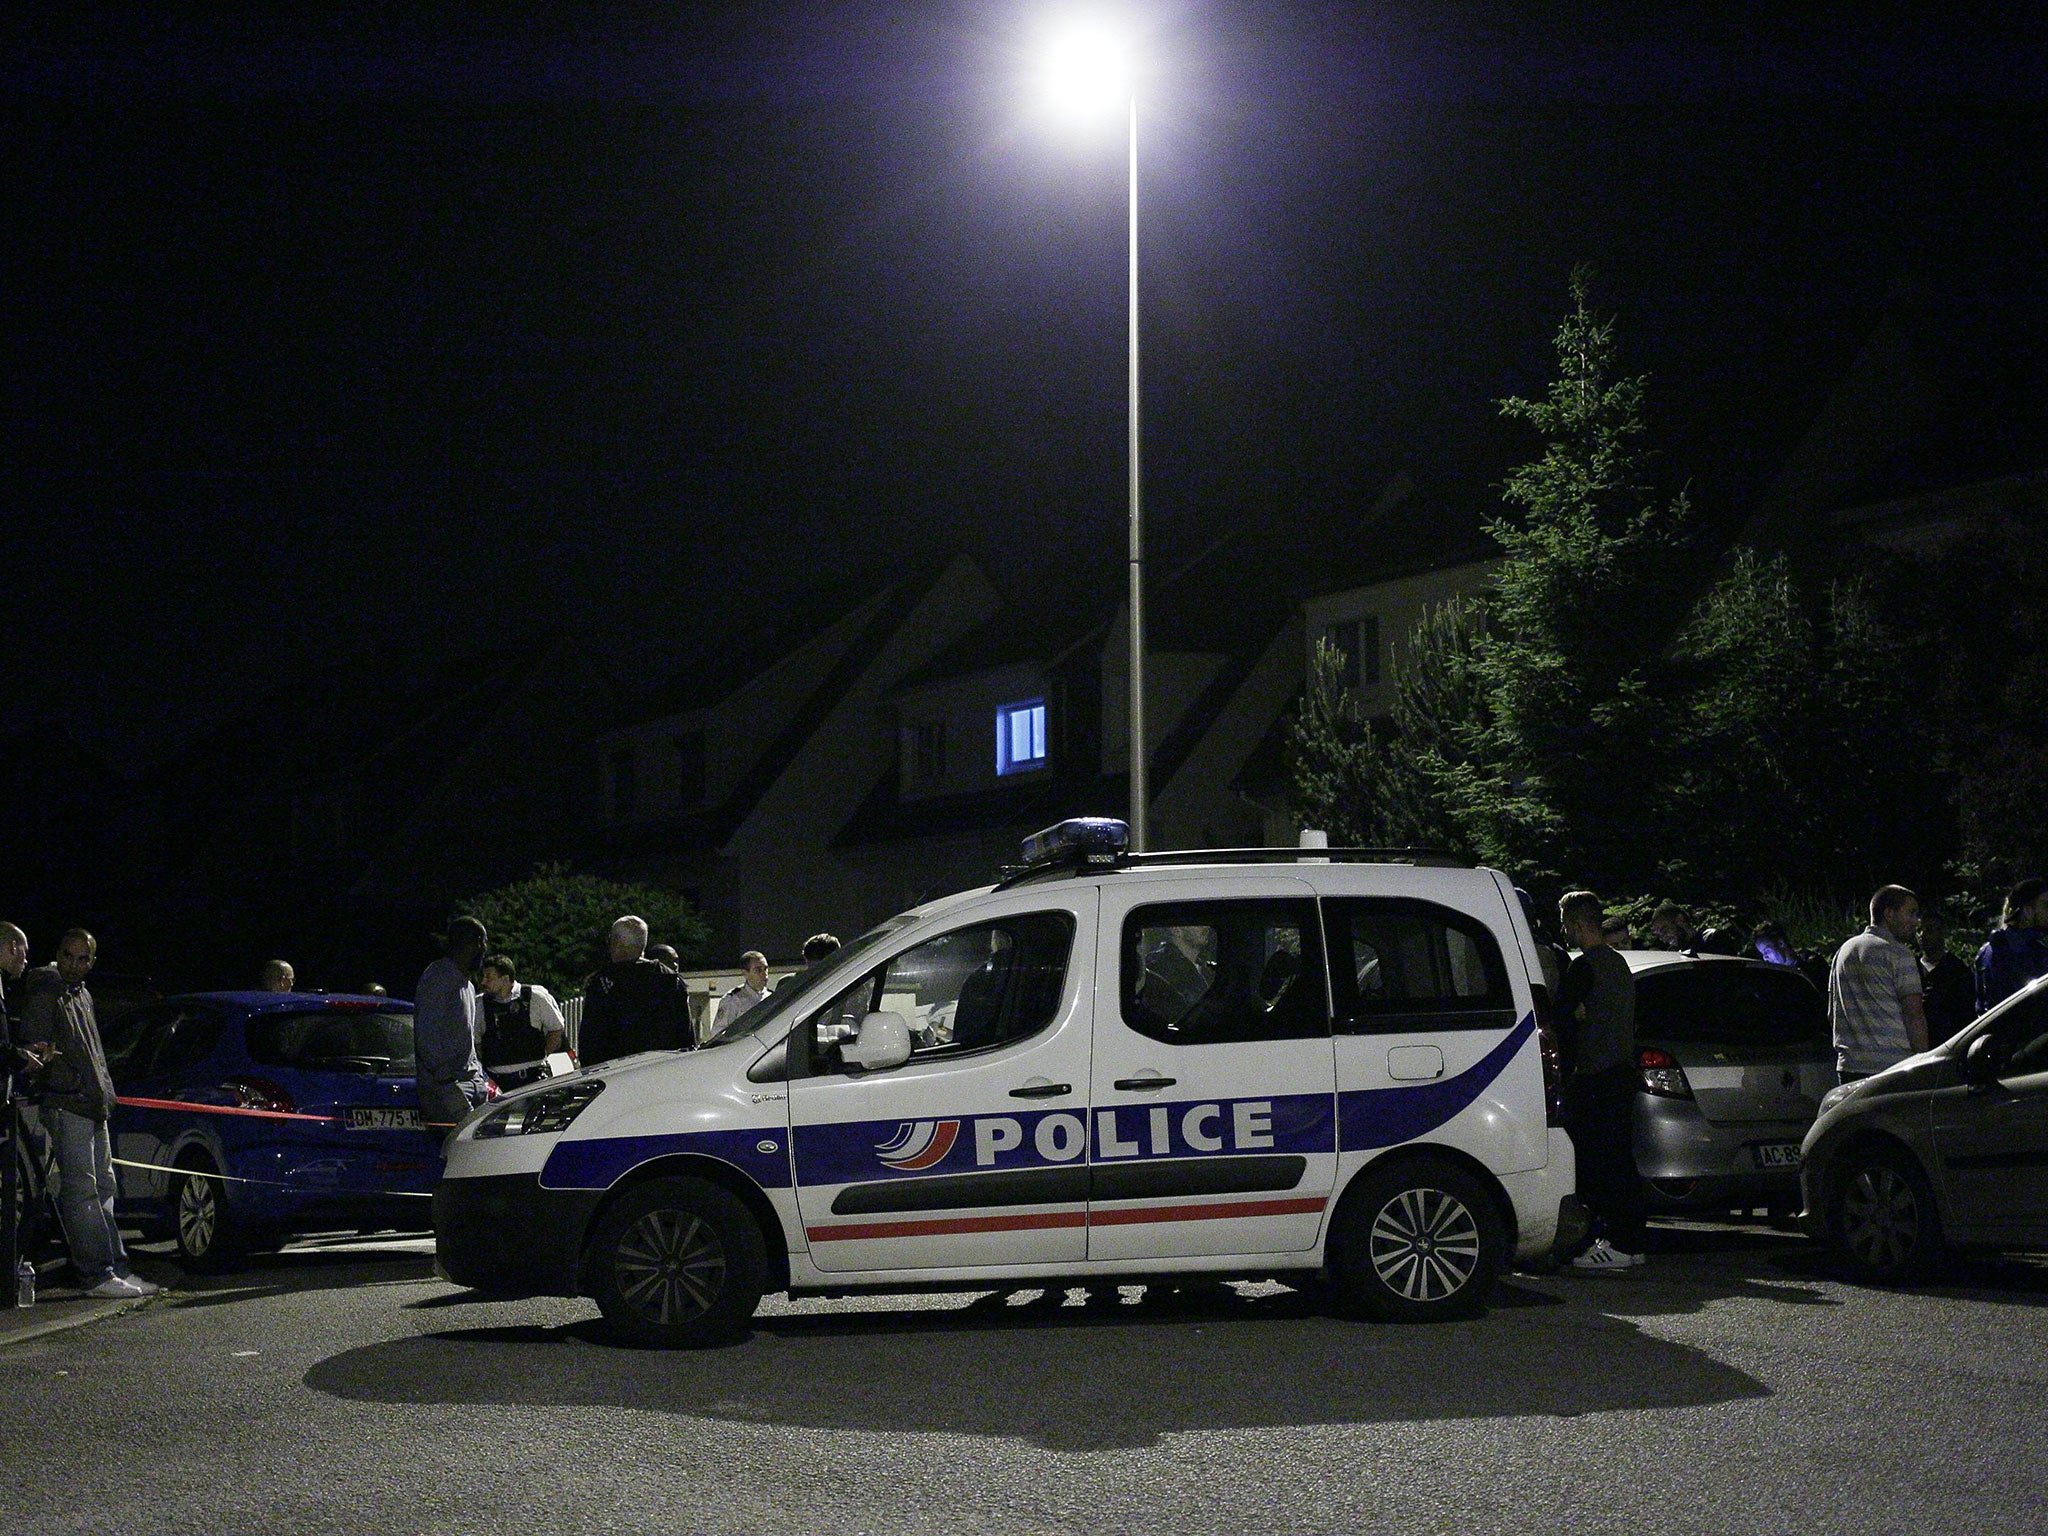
1036, 16, 1148, 851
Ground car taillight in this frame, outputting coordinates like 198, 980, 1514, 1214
223, 1076, 296, 1114
483, 1078, 501, 1100
1531, 983, 1568, 1128
1638, 1046, 1694, 1100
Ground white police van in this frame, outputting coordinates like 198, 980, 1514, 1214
435, 821, 1582, 1346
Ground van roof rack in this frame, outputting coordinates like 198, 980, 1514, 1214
1126, 847, 1471, 870
994, 844, 1470, 890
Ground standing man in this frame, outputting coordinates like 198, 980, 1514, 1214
578, 916, 691, 1067
413, 917, 490, 1131
1557, 892, 1647, 1272
1976, 878, 2048, 1016
17, 930, 158, 1297
257, 959, 295, 993
1830, 885, 1928, 1086
2, 922, 33, 1306
1917, 910, 1976, 1047
711, 951, 772, 1035
476, 954, 565, 1091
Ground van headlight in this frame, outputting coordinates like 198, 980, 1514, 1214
472, 1080, 605, 1138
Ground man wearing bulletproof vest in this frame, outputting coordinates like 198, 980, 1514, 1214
476, 954, 566, 1090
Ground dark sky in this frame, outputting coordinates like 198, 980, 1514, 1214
8, 4, 2044, 768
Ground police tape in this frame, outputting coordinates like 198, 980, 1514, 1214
114, 1095, 463, 1130
108, 1155, 434, 1196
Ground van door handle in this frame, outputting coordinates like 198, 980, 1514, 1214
1009, 1081, 1071, 1099
1113, 1076, 1176, 1091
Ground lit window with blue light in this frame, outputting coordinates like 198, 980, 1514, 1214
996, 699, 1048, 775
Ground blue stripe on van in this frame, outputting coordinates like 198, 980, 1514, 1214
1338, 1014, 1535, 1151
540, 1127, 794, 1190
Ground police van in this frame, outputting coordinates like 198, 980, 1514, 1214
435, 820, 1581, 1346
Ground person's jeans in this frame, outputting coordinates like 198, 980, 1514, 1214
47, 1108, 129, 1285
1566, 1065, 1648, 1254
418, 1076, 487, 1132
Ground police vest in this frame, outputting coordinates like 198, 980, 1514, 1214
479, 990, 542, 1070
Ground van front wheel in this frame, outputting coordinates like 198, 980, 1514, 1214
1329, 1160, 1504, 1322
589, 1177, 766, 1348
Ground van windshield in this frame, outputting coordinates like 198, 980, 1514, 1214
704, 917, 919, 1047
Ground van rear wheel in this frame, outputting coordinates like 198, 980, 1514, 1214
589, 1177, 766, 1348
1329, 1159, 1505, 1322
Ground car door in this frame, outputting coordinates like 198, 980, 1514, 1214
1086, 879, 1337, 1261
1931, 988, 2048, 1238
106, 1003, 199, 1205
789, 889, 1096, 1273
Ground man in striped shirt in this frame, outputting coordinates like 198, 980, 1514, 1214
1828, 885, 1928, 1085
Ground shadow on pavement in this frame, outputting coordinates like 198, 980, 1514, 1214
149, 1237, 436, 1311
304, 1276, 1769, 1450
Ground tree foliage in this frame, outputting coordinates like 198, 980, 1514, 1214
1289, 269, 1938, 915
457, 864, 709, 999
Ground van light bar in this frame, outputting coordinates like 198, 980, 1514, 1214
1020, 817, 1130, 867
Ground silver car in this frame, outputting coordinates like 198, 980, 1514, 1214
1617, 951, 1835, 1213
1802, 973, 2048, 1280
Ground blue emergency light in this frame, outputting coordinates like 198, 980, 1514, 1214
1019, 817, 1130, 867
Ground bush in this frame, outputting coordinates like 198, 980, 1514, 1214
457, 864, 709, 999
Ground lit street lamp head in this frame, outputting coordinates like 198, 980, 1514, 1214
1035, 13, 1133, 121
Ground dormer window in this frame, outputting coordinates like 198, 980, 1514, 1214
996, 699, 1048, 776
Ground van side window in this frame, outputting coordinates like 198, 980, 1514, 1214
802, 911, 1076, 1074
1120, 899, 1328, 1046
1322, 897, 1515, 1034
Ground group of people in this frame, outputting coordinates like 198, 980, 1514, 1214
409, 917, 843, 1126
1551, 876, 2048, 1275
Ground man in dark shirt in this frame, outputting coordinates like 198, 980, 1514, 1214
19, 930, 159, 1297
1557, 891, 1646, 1272
413, 917, 490, 1130
578, 915, 690, 1068
1917, 911, 1976, 1047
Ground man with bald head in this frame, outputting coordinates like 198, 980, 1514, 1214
577, 915, 691, 1068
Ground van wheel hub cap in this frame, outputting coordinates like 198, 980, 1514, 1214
1369, 1187, 1481, 1301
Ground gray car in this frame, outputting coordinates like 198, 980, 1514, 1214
1802, 973, 2048, 1280
1615, 951, 1834, 1214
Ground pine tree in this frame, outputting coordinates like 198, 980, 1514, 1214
1463, 267, 1694, 886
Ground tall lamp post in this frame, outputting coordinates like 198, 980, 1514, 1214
1041, 19, 1148, 850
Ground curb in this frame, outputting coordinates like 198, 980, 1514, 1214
0, 1294, 154, 1348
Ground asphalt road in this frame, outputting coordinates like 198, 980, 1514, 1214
4, 1222, 2047, 1535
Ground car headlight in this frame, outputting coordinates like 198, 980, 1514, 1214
472, 1080, 605, 1138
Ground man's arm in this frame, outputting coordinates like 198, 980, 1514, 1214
412, 971, 466, 1082
529, 987, 567, 1054
1902, 993, 1929, 1053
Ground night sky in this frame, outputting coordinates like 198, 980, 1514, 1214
9, 5, 2043, 769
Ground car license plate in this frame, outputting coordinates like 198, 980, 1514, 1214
346, 1107, 424, 1131
1753, 1141, 1802, 1168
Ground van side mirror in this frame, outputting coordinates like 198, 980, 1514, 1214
1963, 1032, 2004, 1090
841, 1011, 913, 1073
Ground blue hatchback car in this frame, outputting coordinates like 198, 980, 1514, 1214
103, 992, 450, 1268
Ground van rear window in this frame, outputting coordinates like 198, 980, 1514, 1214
246, 1010, 417, 1075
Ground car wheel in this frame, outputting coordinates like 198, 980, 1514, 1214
589, 1177, 766, 1348
172, 1157, 246, 1272
1328, 1159, 1505, 1323
1830, 1145, 1942, 1282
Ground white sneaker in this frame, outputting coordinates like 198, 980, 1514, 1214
119, 1274, 162, 1296
1570, 1238, 1643, 1272
86, 1275, 155, 1299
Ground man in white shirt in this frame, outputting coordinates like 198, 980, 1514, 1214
477, 954, 567, 1090
712, 951, 771, 1035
